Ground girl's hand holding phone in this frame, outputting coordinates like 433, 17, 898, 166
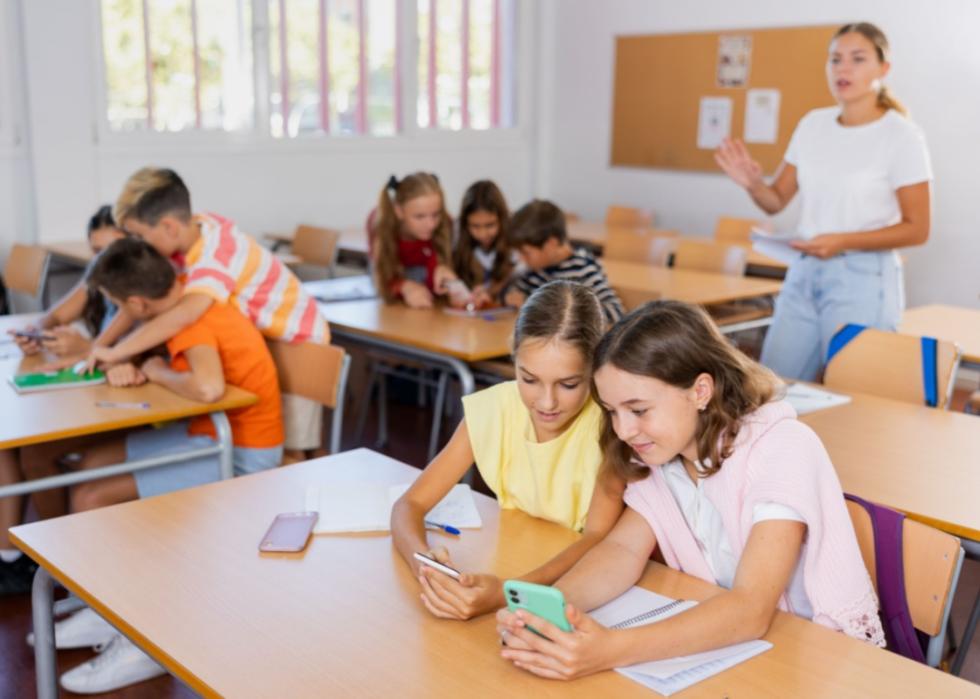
416, 548, 504, 620
42, 326, 90, 357
497, 604, 620, 680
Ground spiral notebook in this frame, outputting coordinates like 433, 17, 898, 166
591, 587, 772, 696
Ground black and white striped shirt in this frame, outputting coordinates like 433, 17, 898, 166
514, 248, 625, 323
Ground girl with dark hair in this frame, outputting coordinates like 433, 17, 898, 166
497, 301, 883, 680
391, 280, 624, 620
452, 180, 514, 307
10, 205, 124, 357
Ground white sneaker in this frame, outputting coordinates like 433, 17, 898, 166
26, 607, 117, 649
60, 633, 166, 694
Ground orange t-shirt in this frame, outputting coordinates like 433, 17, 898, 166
167, 303, 284, 449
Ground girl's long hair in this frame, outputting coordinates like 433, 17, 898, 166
453, 180, 513, 289
82, 205, 116, 337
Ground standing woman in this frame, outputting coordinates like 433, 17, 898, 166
715, 22, 932, 381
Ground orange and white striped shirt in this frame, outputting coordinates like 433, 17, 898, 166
181, 213, 329, 344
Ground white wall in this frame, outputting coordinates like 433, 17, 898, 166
15, 0, 536, 249
538, 0, 980, 308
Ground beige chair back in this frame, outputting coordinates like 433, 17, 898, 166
714, 216, 760, 244
673, 240, 748, 276
605, 205, 655, 227
846, 500, 961, 637
4, 244, 49, 296
292, 225, 340, 269
823, 328, 961, 409
267, 341, 351, 454
603, 228, 677, 266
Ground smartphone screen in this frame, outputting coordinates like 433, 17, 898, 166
259, 512, 318, 553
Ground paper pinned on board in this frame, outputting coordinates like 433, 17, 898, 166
697, 97, 732, 150
744, 88, 781, 144
717, 35, 752, 87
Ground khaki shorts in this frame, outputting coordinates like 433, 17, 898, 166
282, 393, 324, 451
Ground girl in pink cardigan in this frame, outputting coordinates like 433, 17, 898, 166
497, 300, 884, 680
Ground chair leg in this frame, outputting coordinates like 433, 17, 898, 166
427, 371, 449, 461
377, 371, 389, 448
354, 364, 377, 445
952, 586, 980, 676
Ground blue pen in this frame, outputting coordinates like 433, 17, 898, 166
425, 520, 461, 535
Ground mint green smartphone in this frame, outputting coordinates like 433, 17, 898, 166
503, 580, 572, 636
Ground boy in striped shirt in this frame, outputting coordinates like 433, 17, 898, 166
503, 199, 624, 323
88, 167, 329, 458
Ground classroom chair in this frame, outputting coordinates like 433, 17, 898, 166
966, 390, 980, 415
3, 244, 50, 313
603, 228, 677, 265
605, 205, 655, 228
846, 494, 964, 668
823, 325, 962, 409
280, 225, 341, 279
714, 216, 762, 244
267, 340, 351, 455
672, 239, 748, 276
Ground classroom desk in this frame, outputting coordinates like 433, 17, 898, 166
318, 299, 514, 457
39, 240, 93, 268
800, 388, 980, 542
265, 227, 369, 263
11, 448, 979, 699
901, 304, 980, 371
566, 221, 787, 277
603, 259, 783, 307
0, 314, 257, 497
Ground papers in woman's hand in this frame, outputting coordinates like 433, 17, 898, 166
750, 226, 803, 265
303, 482, 482, 534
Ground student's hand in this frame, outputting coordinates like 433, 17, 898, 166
41, 326, 90, 357
106, 363, 147, 387
432, 265, 458, 295
139, 355, 168, 382
9, 327, 42, 355
418, 562, 504, 620
497, 603, 620, 680
503, 288, 526, 309
471, 285, 493, 309
401, 280, 434, 309
791, 233, 846, 259
83, 345, 123, 374
714, 137, 765, 190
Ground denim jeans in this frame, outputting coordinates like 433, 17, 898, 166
760, 250, 904, 381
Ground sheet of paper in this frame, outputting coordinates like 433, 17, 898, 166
744, 88, 781, 144
717, 35, 752, 87
749, 226, 803, 265
784, 383, 853, 415
697, 97, 732, 150
388, 483, 482, 529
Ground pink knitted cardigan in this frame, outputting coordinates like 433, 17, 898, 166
623, 400, 885, 646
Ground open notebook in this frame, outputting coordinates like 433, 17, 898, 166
783, 382, 852, 415
591, 587, 772, 696
303, 482, 482, 534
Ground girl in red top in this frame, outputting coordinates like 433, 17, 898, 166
371, 172, 458, 308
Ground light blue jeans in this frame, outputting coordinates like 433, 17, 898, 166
760, 250, 904, 381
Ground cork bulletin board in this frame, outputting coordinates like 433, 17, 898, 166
610, 24, 840, 174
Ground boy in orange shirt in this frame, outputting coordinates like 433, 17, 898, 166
88, 167, 326, 459
36, 237, 284, 694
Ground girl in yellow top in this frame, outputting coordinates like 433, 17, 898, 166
391, 280, 624, 620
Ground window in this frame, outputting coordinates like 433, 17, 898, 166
417, 0, 514, 130
98, 0, 515, 138
99, 0, 254, 132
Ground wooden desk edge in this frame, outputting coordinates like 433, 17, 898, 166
9, 530, 221, 699
329, 322, 511, 363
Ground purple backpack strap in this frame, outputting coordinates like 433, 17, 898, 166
845, 493, 926, 663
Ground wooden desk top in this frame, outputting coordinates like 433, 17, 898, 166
566, 222, 787, 272
40, 240, 93, 267
319, 299, 514, 362
266, 227, 368, 255
801, 389, 980, 541
11, 449, 977, 698
901, 304, 980, 365
603, 259, 783, 306
0, 315, 257, 449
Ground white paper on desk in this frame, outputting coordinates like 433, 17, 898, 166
304, 482, 481, 534
697, 97, 732, 149
784, 383, 852, 415
750, 226, 803, 265
744, 88, 780, 144
590, 586, 771, 695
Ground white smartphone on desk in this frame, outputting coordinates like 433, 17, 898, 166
413, 552, 461, 579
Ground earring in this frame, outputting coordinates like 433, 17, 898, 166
698, 404, 706, 412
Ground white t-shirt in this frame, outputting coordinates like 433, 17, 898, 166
784, 107, 932, 240
661, 459, 814, 619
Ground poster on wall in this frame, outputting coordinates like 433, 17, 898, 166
696, 97, 732, 149
717, 35, 752, 87
744, 88, 781, 143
